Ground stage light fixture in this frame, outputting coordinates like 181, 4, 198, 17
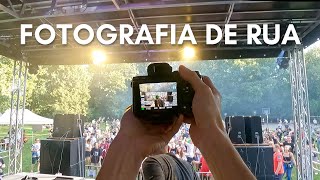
276, 50, 289, 69
182, 46, 196, 60
92, 50, 107, 65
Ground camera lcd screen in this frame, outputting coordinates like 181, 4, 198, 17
139, 82, 177, 110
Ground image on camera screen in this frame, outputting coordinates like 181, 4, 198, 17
139, 82, 177, 110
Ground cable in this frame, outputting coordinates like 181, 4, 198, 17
228, 116, 251, 172
254, 135, 260, 177
57, 131, 70, 174
48, 130, 71, 174
77, 114, 84, 177
239, 136, 251, 170
227, 116, 232, 136
77, 137, 82, 177
261, 147, 267, 180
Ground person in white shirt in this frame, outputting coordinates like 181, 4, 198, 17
184, 138, 195, 163
31, 138, 41, 172
90, 134, 97, 146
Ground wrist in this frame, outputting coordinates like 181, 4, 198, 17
98, 133, 145, 179
113, 131, 146, 160
195, 125, 227, 150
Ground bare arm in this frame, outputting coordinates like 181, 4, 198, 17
97, 108, 182, 180
96, 134, 144, 180
178, 65, 255, 180
197, 126, 255, 179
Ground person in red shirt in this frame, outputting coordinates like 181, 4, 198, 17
273, 144, 284, 180
200, 156, 213, 180
193, 155, 212, 179
99, 139, 110, 164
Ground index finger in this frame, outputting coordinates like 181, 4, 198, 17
178, 65, 205, 91
202, 76, 221, 97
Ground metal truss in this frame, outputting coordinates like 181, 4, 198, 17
288, 45, 313, 180
8, 59, 28, 175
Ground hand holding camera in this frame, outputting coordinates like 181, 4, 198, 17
99, 64, 255, 180
178, 65, 225, 148
132, 63, 201, 124
130, 62, 225, 149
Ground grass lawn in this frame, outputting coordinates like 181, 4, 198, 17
0, 124, 320, 179
0, 125, 49, 175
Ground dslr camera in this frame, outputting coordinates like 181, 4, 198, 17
131, 63, 201, 124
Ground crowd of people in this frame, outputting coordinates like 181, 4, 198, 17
166, 123, 212, 179
0, 114, 309, 179
82, 118, 119, 177
78, 117, 320, 179
262, 120, 296, 180
81, 118, 213, 178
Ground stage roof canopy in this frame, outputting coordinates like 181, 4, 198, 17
0, 0, 320, 65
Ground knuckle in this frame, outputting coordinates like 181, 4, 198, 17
215, 91, 222, 98
202, 86, 212, 93
191, 71, 199, 79
202, 75, 210, 80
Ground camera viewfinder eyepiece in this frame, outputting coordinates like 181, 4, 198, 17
147, 63, 172, 77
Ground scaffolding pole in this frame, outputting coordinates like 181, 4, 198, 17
288, 45, 313, 180
8, 59, 27, 175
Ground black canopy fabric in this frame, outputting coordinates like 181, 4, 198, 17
0, 0, 319, 65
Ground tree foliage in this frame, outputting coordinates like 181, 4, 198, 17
0, 56, 13, 113
305, 46, 320, 115
88, 63, 139, 119
28, 65, 92, 117
0, 47, 319, 121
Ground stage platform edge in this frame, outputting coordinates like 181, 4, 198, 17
3, 172, 95, 180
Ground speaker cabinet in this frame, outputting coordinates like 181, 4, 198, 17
40, 138, 85, 177
53, 114, 85, 138
235, 146, 274, 180
225, 116, 246, 144
244, 116, 263, 144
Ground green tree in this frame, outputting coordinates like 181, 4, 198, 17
28, 65, 92, 117
88, 63, 139, 119
0, 55, 13, 113
305, 46, 320, 116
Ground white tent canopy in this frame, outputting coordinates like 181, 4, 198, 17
0, 109, 53, 125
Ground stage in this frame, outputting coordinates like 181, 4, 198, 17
3, 173, 94, 180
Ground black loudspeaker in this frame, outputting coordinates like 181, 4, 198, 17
40, 138, 85, 177
235, 146, 274, 180
225, 116, 246, 144
53, 114, 85, 138
244, 116, 263, 144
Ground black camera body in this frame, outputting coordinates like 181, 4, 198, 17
131, 63, 200, 123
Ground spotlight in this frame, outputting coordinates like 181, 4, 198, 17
92, 50, 107, 65
276, 50, 289, 69
182, 46, 196, 60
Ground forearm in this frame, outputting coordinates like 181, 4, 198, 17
97, 135, 144, 180
198, 128, 255, 180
